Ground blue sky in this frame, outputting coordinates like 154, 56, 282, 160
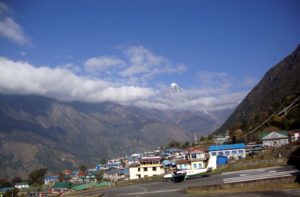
0, 0, 299, 111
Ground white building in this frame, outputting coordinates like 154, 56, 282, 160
186, 150, 207, 169
208, 143, 246, 160
214, 132, 230, 144
261, 131, 289, 147
129, 156, 165, 180
14, 182, 29, 189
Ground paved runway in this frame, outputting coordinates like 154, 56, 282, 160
72, 166, 300, 197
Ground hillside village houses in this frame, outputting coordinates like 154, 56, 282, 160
3, 129, 299, 196
103, 168, 128, 182
48, 130, 299, 185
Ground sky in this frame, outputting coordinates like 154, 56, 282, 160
0, 0, 299, 111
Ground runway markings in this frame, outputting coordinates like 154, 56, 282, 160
223, 170, 299, 184
222, 166, 284, 175
119, 188, 181, 196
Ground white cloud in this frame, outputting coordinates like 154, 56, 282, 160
0, 2, 30, 45
0, 47, 248, 112
0, 1, 8, 15
139, 86, 247, 112
20, 51, 26, 56
60, 63, 82, 74
121, 64, 148, 77
150, 64, 187, 76
0, 57, 154, 103
196, 71, 232, 93
121, 45, 186, 78
126, 45, 168, 67
239, 76, 257, 88
84, 56, 125, 73
81, 46, 187, 86
0, 17, 29, 45
121, 45, 167, 77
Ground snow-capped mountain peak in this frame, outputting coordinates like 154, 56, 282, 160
169, 82, 181, 91
167, 82, 183, 95
170, 82, 178, 88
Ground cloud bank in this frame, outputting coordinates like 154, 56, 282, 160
0, 41, 250, 111
0, 57, 154, 103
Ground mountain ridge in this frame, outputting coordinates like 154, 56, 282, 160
0, 93, 231, 178
215, 45, 300, 140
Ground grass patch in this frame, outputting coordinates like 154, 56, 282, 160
186, 176, 300, 195
90, 175, 164, 189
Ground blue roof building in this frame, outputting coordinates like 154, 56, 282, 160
208, 143, 246, 160
208, 143, 246, 151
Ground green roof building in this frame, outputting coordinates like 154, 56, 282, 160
261, 130, 289, 147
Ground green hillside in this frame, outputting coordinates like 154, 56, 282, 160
216, 45, 300, 142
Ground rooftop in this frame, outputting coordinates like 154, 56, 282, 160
208, 143, 246, 151
261, 130, 288, 138
175, 159, 188, 164
52, 182, 71, 189
185, 146, 207, 153
140, 156, 162, 162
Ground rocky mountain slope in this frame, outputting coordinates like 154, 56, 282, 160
0, 94, 230, 177
216, 45, 300, 140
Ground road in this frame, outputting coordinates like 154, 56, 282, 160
71, 166, 300, 197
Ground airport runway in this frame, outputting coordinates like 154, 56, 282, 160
72, 166, 300, 197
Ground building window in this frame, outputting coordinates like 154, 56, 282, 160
138, 168, 140, 172
232, 150, 237, 155
238, 150, 244, 154
225, 151, 230, 155
191, 154, 197, 159
152, 167, 157, 171
218, 151, 224, 156
193, 164, 197, 169
143, 167, 148, 172
211, 152, 216, 156
198, 163, 202, 168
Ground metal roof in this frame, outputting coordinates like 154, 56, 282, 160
208, 143, 246, 151
261, 130, 288, 139
52, 182, 71, 189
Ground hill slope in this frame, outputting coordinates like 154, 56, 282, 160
0, 94, 229, 177
216, 45, 300, 139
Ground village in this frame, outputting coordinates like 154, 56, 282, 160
1, 129, 299, 196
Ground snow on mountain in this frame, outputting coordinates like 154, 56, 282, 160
167, 82, 183, 96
